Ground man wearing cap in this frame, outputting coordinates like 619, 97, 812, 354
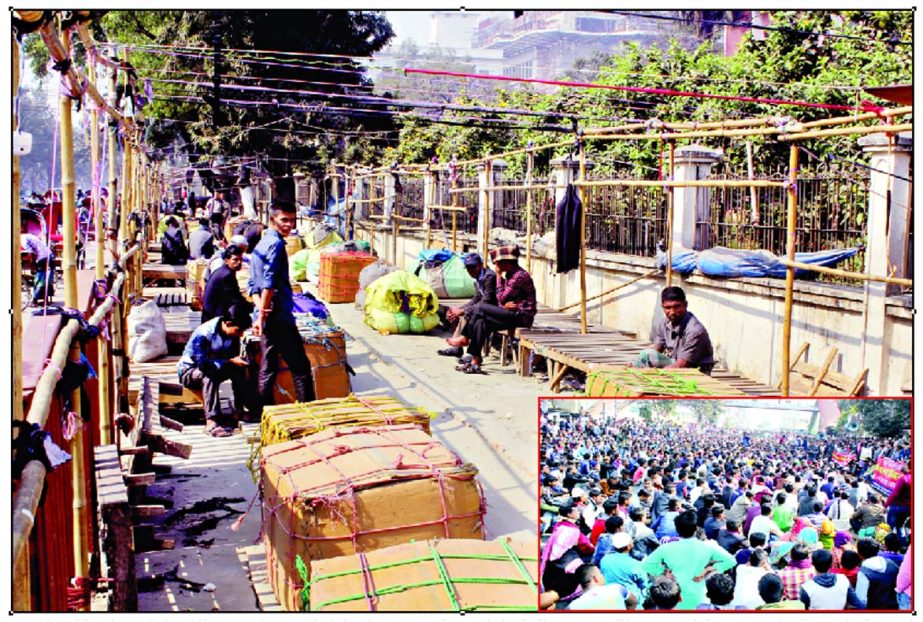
600, 532, 649, 603
201, 245, 254, 324
634, 286, 715, 375
447, 244, 537, 373
437, 252, 497, 357
188, 217, 216, 261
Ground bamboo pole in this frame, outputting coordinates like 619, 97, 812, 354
467, 178, 788, 192
777, 123, 913, 141
525, 147, 534, 273
451, 171, 459, 253
332, 165, 340, 236
777, 258, 912, 287
665, 141, 675, 287
798, 105, 913, 129
746, 141, 759, 224
578, 141, 588, 334
781, 144, 799, 397
483, 159, 492, 258
107, 60, 119, 232
424, 170, 434, 250
557, 268, 661, 312
344, 170, 352, 240
59, 27, 91, 610
87, 40, 112, 446
13, 36, 23, 425
584, 124, 803, 142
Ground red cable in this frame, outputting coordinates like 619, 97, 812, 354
404, 67, 885, 114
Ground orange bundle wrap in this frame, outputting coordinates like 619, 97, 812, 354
319, 251, 377, 303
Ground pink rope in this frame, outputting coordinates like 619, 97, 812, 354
404, 67, 886, 113
63, 410, 82, 441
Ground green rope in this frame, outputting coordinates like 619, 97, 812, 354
429, 543, 461, 611
295, 554, 310, 611
500, 539, 537, 593
307, 552, 539, 584
311, 576, 535, 610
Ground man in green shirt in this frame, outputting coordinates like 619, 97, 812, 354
641, 510, 737, 609
773, 491, 795, 533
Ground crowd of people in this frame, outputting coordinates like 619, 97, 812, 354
540, 410, 911, 611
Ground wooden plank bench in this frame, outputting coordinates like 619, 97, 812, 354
584, 367, 749, 397
163, 310, 202, 351
129, 357, 203, 409
95, 444, 137, 611
142, 263, 188, 283
782, 341, 868, 396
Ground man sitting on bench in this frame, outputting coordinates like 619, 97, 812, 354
634, 286, 715, 375
437, 252, 497, 358
177, 304, 261, 437
447, 245, 537, 374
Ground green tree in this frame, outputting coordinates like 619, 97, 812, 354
838, 399, 910, 438
684, 400, 724, 425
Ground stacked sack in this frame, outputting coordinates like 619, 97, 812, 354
362, 270, 440, 334
256, 395, 501, 611
354, 259, 396, 310
411, 249, 476, 299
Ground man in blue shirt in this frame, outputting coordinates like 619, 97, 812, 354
251, 200, 314, 405
178, 304, 259, 437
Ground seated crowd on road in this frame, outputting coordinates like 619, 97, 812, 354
539, 411, 911, 611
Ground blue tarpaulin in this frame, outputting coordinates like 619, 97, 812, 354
655, 246, 698, 275
696, 246, 859, 279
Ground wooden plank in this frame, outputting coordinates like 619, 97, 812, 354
125, 473, 156, 487
142, 263, 188, 280
131, 505, 166, 519
158, 413, 184, 432
141, 431, 193, 460
118, 446, 150, 456
95, 444, 128, 508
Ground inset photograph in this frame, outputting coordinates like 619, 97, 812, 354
539, 398, 911, 611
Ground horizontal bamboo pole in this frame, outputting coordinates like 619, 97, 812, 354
351, 196, 388, 204
430, 204, 469, 213
458, 183, 563, 192
777, 257, 912, 286
584, 124, 803, 142
587, 116, 778, 135
576, 179, 787, 189
11, 241, 139, 570
777, 123, 913, 141
447, 186, 483, 194
799, 105, 913, 129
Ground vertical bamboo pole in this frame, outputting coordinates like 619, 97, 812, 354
746, 141, 759, 223
451, 168, 458, 253
107, 61, 118, 232
781, 144, 799, 396
665, 141, 676, 287
525, 146, 534, 273
332, 166, 340, 237
13, 36, 23, 426
578, 140, 588, 334
59, 27, 90, 611
369, 176, 377, 255
424, 169, 433, 250
87, 43, 111, 445
344, 169, 352, 241
483, 159, 492, 258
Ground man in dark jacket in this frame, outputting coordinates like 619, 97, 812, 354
438, 252, 497, 357
161, 217, 188, 266
201, 245, 253, 324
856, 538, 899, 609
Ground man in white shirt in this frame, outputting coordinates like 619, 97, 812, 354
568, 564, 637, 610
748, 504, 783, 541
826, 491, 855, 522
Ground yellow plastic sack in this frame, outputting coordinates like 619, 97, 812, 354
363, 270, 439, 334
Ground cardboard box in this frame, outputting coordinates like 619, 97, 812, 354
306, 538, 539, 612
318, 252, 377, 303
244, 317, 350, 403
260, 425, 485, 610
185, 259, 208, 311
260, 395, 433, 447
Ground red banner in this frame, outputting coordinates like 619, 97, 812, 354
870, 456, 904, 496
832, 451, 855, 465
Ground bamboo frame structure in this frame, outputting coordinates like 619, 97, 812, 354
558, 268, 661, 312
451, 169, 459, 252
777, 258, 912, 287
781, 144, 800, 397
776, 123, 913, 141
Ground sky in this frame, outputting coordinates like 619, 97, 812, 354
383, 10, 433, 46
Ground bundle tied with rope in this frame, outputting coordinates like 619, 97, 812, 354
246, 394, 435, 481
259, 424, 486, 611
299, 538, 538, 612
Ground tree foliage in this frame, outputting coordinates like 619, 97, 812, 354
839, 399, 910, 439
384, 10, 912, 176
23, 10, 396, 174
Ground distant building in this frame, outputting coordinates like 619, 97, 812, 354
721, 399, 821, 432
722, 11, 771, 56
471, 11, 690, 79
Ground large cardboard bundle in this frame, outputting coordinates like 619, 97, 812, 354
319, 251, 377, 303
185, 259, 208, 310
304, 538, 539, 612
243, 314, 350, 403
260, 425, 485, 610
260, 395, 433, 447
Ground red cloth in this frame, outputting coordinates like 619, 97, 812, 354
590, 518, 606, 546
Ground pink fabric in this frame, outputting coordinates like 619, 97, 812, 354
539, 520, 581, 589
896, 545, 911, 594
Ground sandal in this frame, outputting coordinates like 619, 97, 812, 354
438, 346, 463, 357
205, 422, 233, 438
455, 362, 484, 374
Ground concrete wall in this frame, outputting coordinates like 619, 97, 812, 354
353, 225, 911, 396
